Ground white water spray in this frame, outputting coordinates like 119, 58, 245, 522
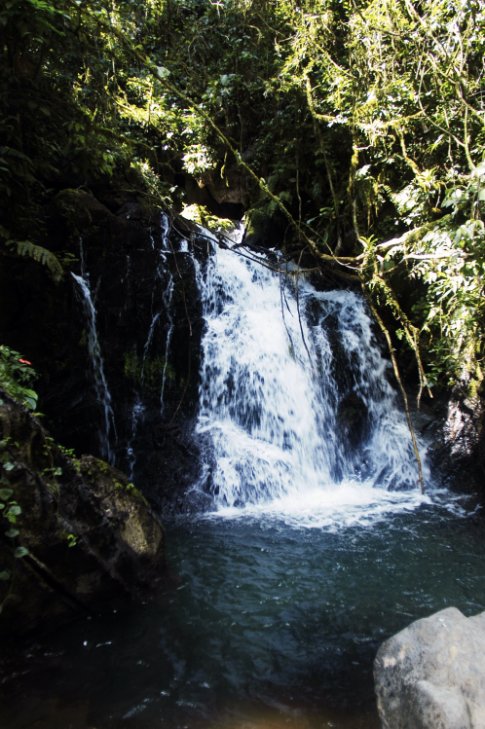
194, 239, 429, 522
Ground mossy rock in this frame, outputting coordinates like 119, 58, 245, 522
0, 391, 164, 640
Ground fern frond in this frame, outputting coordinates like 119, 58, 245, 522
9, 240, 64, 282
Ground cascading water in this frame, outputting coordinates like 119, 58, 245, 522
72, 272, 116, 464
159, 276, 174, 416
125, 213, 175, 474
126, 396, 144, 481
145, 212, 176, 415
310, 289, 429, 490
194, 237, 428, 524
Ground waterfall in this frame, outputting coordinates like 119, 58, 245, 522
126, 396, 144, 480
159, 277, 174, 416
194, 238, 428, 516
158, 213, 175, 415
125, 214, 175, 475
72, 273, 116, 464
151, 213, 175, 415
309, 289, 425, 490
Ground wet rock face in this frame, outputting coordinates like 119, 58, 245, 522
0, 393, 164, 639
374, 607, 485, 729
337, 391, 369, 451
73, 210, 205, 507
443, 393, 485, 482
427, 386, 485, 494
0, 192, 207, 508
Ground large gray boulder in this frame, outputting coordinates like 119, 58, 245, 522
374, 607, 485, 729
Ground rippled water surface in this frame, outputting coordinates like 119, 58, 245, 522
1, 498, 484, 729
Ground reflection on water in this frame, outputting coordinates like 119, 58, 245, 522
1, 502, 484, 729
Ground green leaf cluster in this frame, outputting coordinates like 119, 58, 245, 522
0, 346, 38, 411
0, 0, 483, 391
0, 437, 28, 584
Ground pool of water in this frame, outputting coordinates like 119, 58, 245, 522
1, 492, 484, 729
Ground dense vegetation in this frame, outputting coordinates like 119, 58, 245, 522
1, 0, 484, 399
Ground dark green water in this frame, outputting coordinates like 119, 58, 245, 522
1, 498, 484, 729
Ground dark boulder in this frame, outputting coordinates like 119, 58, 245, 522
0, 392, 164, 640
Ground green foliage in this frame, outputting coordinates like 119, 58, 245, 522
114, 479, 147, 504
0, 437, 28, 582
41, 465, 63, 479
373, 160, 485, 385
7, 240, 64, 282
181, 204, 234, 232
0, 0, 483, 391
56, 442, 81, 473
283, 0, 485, 387
0, 346, 38, 411
65, 533, 77, 548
